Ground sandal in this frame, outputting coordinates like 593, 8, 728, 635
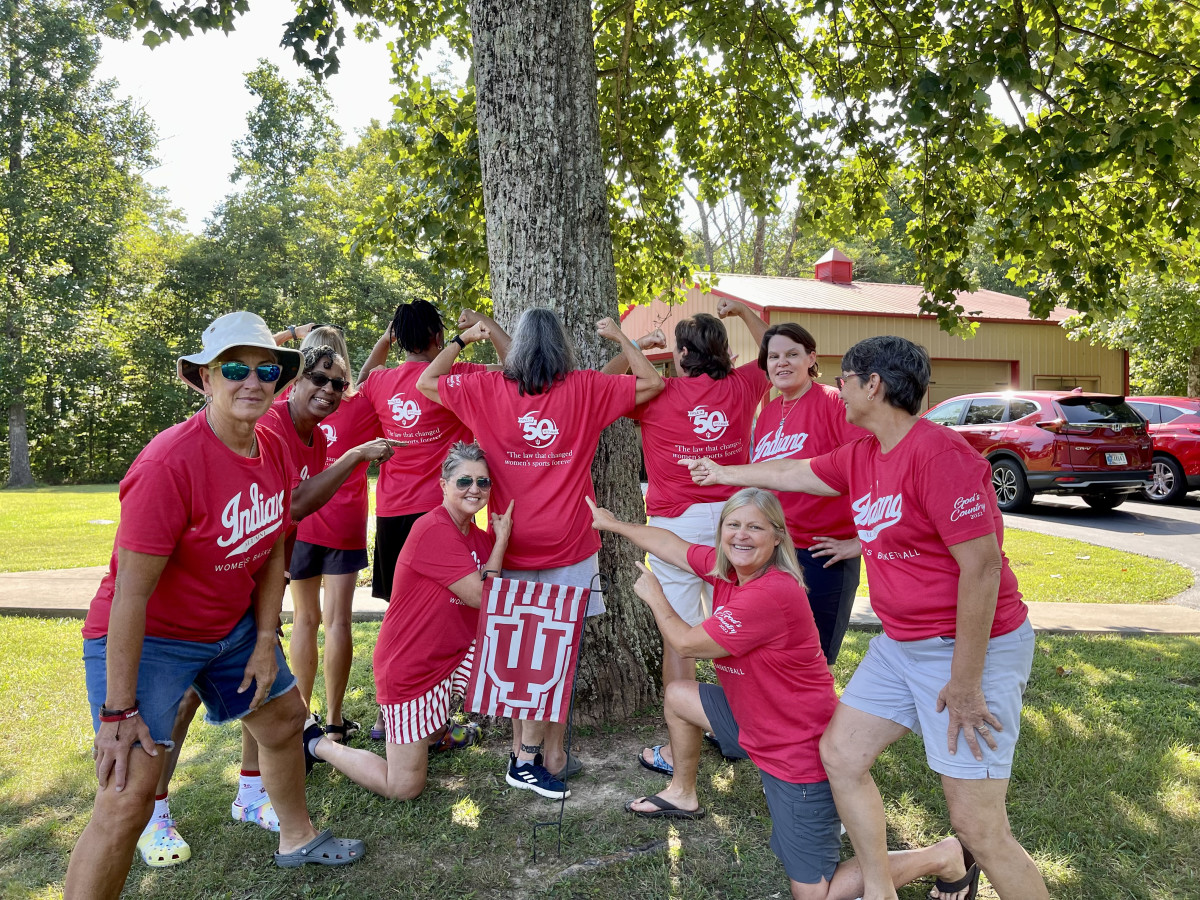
231, 793, 280, 832
137, 818, 191, 867
930, 844, 980, 900
430, 722, 480, 754
638, 745, 674, 776
624, 794, 705, 819
274, 828, 365, 868
324, 719, 361, 743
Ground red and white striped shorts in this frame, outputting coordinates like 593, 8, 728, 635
380, 643, 475, 745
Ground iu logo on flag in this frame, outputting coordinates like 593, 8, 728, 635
465, 578, 589, 723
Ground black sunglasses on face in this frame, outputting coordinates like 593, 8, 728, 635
454, 476, 492, 490
219, 361, 282, 383
306, 372, 350, 392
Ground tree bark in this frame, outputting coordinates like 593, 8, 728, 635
468, 0, 661, 722
752, 213, 767, 274
1189, 345, 1200, 398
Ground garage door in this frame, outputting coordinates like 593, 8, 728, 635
926, 360, 1013, 408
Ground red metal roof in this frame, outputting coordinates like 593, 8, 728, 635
705, 273, 1069, 324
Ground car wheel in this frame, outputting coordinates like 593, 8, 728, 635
1083, 492, 1127, 511
991, 459, 1032, 512
1143, 455, 1187, 504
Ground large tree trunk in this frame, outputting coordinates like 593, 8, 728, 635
1189, 345, 1200, 398
469, 0, 661, 722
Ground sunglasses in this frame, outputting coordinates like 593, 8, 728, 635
218, 361, 282, 383
454, 476, 492, 490
306, 372, 350, 393
313, 323, 344, 334
835, 372, 860, 390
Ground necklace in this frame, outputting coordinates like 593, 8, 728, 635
205, 408, 258, 458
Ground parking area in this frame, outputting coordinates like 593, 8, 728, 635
1005, 493, 1200, 609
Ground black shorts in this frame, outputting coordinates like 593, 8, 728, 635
371, 512, 426, 600
795, 549, 860, 665
289, 540, 369, 581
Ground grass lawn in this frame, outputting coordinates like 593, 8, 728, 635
1, 617, 1197, 899
0, 485, 1194, 605
0, 486, 118, 573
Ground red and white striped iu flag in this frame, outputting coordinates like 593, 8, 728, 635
465, 578, 589, 723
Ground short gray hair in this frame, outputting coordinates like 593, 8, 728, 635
441, 441, 488, 480
502, 308, 577, 396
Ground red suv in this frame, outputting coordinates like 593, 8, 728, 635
1126, 396, 1200, 504
923, 390, 1153, 512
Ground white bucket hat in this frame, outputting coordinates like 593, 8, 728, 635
177, 311, 303, 395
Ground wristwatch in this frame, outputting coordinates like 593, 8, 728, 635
451, 335, 466, 351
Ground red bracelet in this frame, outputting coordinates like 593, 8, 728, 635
99, 705, 140, 723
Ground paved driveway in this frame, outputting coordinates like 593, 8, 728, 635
1004, 494, 1200, 609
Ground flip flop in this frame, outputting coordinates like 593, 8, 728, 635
929, 844, 980, 900
638, 745, 673, 776
624, 794, 705, 819
274, 828, 365, 868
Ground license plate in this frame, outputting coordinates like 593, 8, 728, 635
1105, 452, 1127, 465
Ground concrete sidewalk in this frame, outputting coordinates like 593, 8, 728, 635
3, 564, 1200, 635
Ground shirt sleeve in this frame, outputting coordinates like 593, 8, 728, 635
918, 447, 999, 547
808, 441, 855, 495
685, 544, 719, 586
437, 368, 482, 425
115, 461, 191, 556
733, 361, 770, 402
406, 518, 485, 586
701, 580, 785, 656
583, 369, 638, 426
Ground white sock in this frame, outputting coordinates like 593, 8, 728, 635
143, 793, 171, 833
236, 770, 266, 808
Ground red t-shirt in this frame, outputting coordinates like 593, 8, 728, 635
691, 545, 836, 783
438, 368, 637, 569
751, 384, 868, 546
260, 398, 328, 528
83, 411, 292, 643
630, 363, 769, 517
359, 361, 485, 517
373, 505, 493, 703
297, 391, 380, 550
809, 418, 1028, 641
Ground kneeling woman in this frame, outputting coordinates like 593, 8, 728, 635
304, 443, 513, 799
588, 489, 977, 900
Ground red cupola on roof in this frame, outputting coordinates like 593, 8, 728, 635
815, 248, 853, 284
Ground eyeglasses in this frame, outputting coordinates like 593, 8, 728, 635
313, 323, 344, 334
218, 361, 282, 383
454, 476, 492, 490
306, 372, 350, 392
835, 373, 861, 390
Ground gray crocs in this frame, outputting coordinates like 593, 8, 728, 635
274, 828, 364, 868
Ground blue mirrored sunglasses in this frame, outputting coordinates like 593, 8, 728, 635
219, 361, 282, 383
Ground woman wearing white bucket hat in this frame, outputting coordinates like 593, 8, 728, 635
66, 312, 364, 900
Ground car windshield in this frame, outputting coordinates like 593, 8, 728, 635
1058, 397, 1142, 425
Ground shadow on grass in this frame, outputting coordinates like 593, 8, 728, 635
2, 622, 1199, 899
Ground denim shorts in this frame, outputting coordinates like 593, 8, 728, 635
83, 612, 296, 747
839, 618, 1035, 779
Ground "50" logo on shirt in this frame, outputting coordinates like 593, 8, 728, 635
387, 394, 422, 428
687, 404, 730, 441
518, 411, 559, 448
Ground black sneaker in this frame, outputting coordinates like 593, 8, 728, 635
506, 754, 570, 800
302, 715, 325, 774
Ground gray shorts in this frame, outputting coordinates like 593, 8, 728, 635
840, 618, 1035, 779
503, 552, 605, 616
699, 683, 840, 885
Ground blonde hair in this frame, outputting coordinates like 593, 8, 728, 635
301, 326, 356, 393
710, 488, 805, 587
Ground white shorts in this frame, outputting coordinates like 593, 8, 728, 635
647, 502, 722, 627
503, 552, 605, 616
381, 643, 475, 745
839, 619, 1035, 779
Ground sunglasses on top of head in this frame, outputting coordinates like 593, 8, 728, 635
454, 476, 492, 490
306, 371, 350, 393
218, 361, 282, 383
313, 323, 344, 334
